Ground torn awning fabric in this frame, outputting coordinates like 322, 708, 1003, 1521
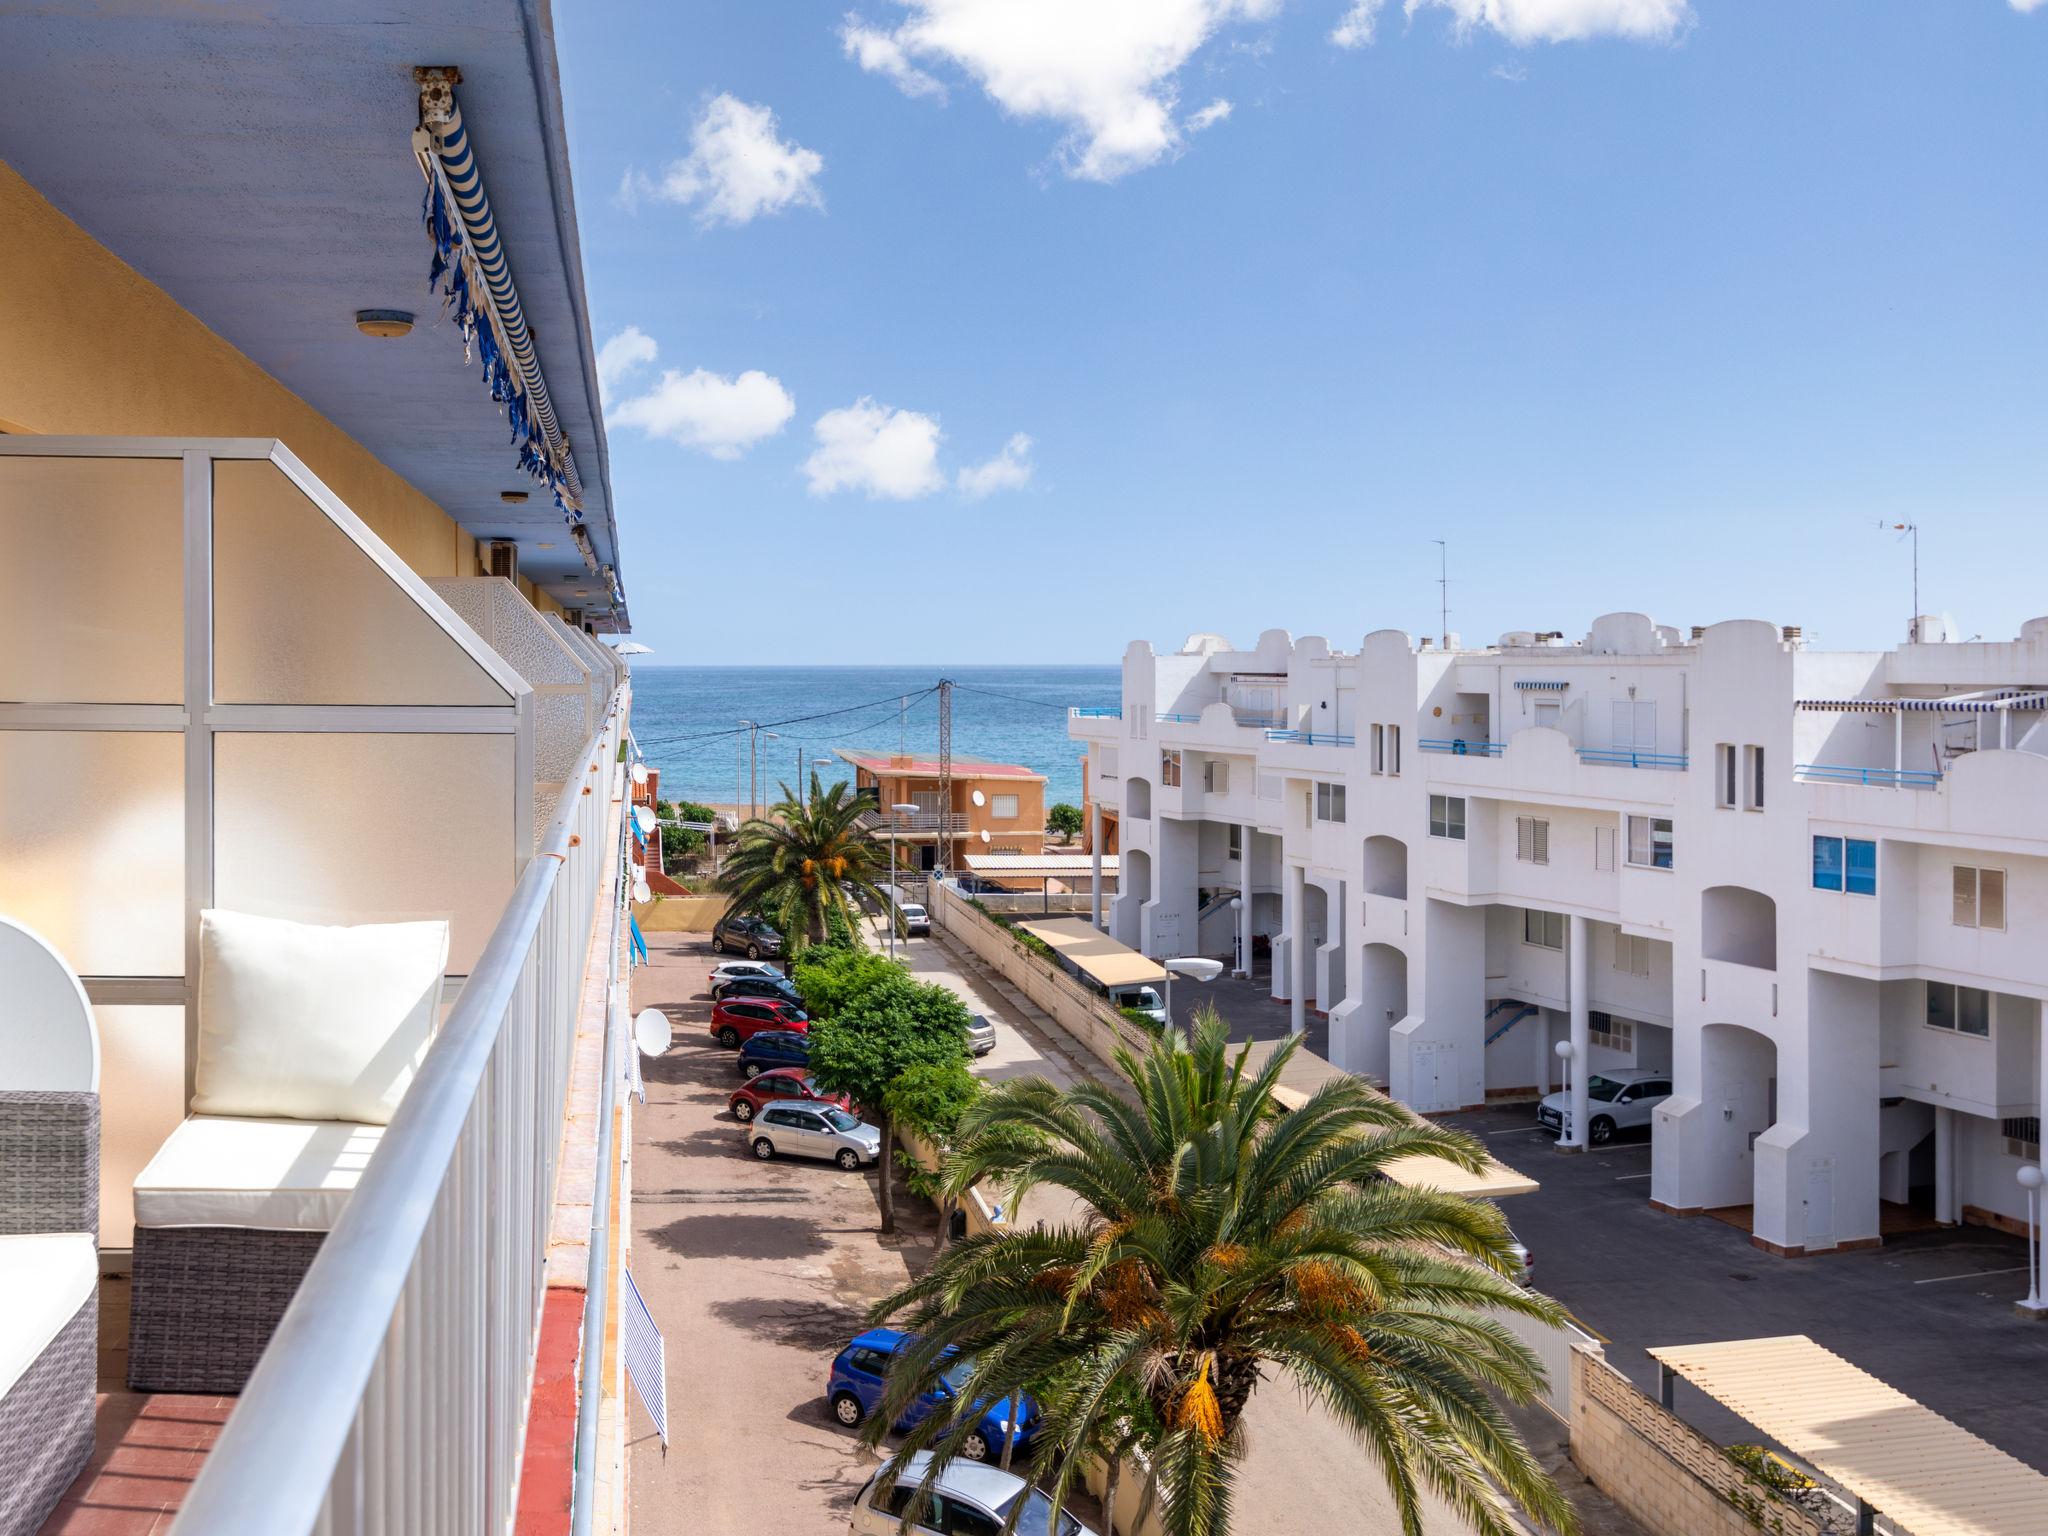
413, 67, 583, 524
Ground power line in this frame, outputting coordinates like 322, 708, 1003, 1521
630, 684, 940, 753
948, 681, 1080, 713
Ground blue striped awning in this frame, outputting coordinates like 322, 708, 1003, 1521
413, 69, 583, 524
1795, 691, 2048, 714
1513, 680, 1569, 691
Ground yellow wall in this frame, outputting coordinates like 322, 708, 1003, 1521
0, 158, 509, 590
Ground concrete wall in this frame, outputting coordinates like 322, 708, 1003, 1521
1569, 1349, 1823, 1536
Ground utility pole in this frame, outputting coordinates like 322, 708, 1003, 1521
735, 729, 745, 824
1433, 539, 1450, 649
935, 679, 953, 878
746, 721, 758, 822
1890, 522, 1920, 639
797, 745, 806, 801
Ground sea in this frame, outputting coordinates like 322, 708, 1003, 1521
626, 665, 1121, 810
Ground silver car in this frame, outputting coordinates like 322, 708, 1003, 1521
1537, 1067, 1672, 1146
965, 1013, 997, 1056
745, 1102, 882, 1170
851, 1452, 1093, 1536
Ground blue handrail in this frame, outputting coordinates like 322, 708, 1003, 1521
1232, 714, 1287, 730
1794, 762, 1942, 790
1070, 706, 1122, 718
1419, 737, 1505, 757
1155, 711, 1204, 723
1264, 729, 1355, 747
1578, 747, 1689, 770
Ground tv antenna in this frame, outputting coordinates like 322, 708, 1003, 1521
1432, 540, 1450, 649
1878, 520, 1920, 639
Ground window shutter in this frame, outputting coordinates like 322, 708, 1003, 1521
1594, 824, 1616, 871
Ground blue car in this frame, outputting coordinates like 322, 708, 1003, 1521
737, 1029, 809, 1078
827, 1328, 1039, 1464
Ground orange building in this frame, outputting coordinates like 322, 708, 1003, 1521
837, 750, 1046, 872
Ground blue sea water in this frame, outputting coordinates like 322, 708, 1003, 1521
626, 665, 1121, 809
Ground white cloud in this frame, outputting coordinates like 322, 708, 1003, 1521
2012, 0, 2045, 13
1331, 0, 1387, 46
839, 0, 1279, 181
1186, 98, 1234, 133
956, 433, 1035, 498
804, 399, 947, 499
628, 95, 823, 227
840, 17, 949, 99
609, 367, 796, 460
1403, 0, 1694, 45
1492, 59, 1529, 80
596, 326, 659, 400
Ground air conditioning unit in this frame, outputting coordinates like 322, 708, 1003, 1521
482, 540, 519, 583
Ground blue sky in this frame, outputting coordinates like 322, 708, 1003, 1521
557, 2, 2046, 665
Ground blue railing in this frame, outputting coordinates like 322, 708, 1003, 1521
1155, 711, 1204, 723
1232, 713, 1287, 729
1795, 762, 1942, 790
1264, 729, 1355, 748
1419, 737, 1505, 757
1070, 706, 1122, 718
1578, 747, 1689, 771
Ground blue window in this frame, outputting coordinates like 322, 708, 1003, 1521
1814, 836, 1876, 895
1812, 836, 1843, 891
1844, 838, 1877, 896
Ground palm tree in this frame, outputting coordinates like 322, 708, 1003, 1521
858, 1010, 1577, 1536
717, 773, 894, 948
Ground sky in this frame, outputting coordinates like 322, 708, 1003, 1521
556, 1, 2047, 666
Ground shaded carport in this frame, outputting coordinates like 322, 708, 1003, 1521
1649, 1334, 2048, 1535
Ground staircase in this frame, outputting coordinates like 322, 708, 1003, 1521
1484, 998, 1538, 1046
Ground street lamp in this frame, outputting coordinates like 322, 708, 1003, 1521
1554, 1038, 1581, 1151
1229, 896, 1245, 977
888, 803, 919, 960
1162, 956, 1224, 1035
2020, 1164, 2045, 1317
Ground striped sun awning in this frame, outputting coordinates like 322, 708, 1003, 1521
1795, 691, 2048, 714
1512, 680, 1569, 691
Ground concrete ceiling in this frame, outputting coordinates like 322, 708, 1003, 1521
0, 0, 627, 627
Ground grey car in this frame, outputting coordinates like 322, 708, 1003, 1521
1537, 1066, 1672, 1146
744, 1102, 882, 1170
851, 1452, 1093, 1536
965, 1013, 997, 1056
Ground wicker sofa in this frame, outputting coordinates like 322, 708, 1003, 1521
0, 1090, 100, 1536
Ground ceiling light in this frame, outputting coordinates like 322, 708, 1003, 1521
353, 309, 415, 338
499, 490, 530, 504
536, 542, 555, 550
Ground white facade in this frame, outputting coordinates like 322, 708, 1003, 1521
1073, 615, 2048, 1259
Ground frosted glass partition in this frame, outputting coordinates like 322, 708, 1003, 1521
547, 615, 621, 727
0, 457, 183, 704
0, 731, 184, 975
0, 438, 552, 1240
429, 577, 594, 786
215, 733, 516, 975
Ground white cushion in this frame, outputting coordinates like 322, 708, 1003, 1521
193, 908, 448, 1125
133, 1115, 383, 1232
0, 1233, 96, 1395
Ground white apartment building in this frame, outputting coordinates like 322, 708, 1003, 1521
1071, 613, 2048, 1263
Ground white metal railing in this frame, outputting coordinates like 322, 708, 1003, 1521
172, 688, 629, 1535
858, 807, 969, 834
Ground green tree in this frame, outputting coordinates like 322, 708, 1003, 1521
658, 798, 722, 868
1047, 801, 1085, 844
861, 1009, 1576, 1536
717, 772, 893, 948
805, 972, 972, 1234
792, 947, 905, 1019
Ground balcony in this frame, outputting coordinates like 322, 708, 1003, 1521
857, 807, 971, 835
1795, 762, 1941, 791
2, 439, 632, 1534
1420, 737, 1505, 758
1265, 728, 1355, 748
1577, 747, 1689, 771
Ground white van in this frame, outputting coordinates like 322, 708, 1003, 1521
1108, 983, 1166, 1025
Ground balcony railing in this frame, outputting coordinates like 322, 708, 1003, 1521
1578, 747, 1689, 771
1794, 762, 1942, 790
173, 690, 629, 1534
1155, 711, 1204, 723
1265, 728, 1355, 748
1420, 737, 1505, 757
1155, 708, 1288, 730
858, 807, 970, 834
1070, 706, 1122, 718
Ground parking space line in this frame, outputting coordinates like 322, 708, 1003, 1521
1911, 1265, 2031, 1285
1613, 1173, 1653, 1181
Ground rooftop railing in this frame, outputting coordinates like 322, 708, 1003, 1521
1420, 737, 1505, 757
1265, 728, 1356, 748
1794, 762, 1942, 790
1577, 747, 1689, 771
1155, 711, 1205, 723
172, 689, 629, 1535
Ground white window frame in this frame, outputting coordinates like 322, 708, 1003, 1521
1743, 744, 1765, 811
1594, 824, 1617, 872
1160, 748, 1182, 788
1625, 814, 1674, 870
1388, 725, 1401, 776
1315, 781, 1346, 823
1371, 724, 1385, 774
1515, 815, 1549, 865
1227, 824, 1243, 861
1429, 793, 1465, 840
1613, 932, 1652, 978
1926, 980, 1991, 1038
1522, 908, 1565, 950
1953, 865, 2006, 931
1203, 759, 1229, 794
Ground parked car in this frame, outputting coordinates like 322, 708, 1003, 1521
849, 1453, 1091, 1536
710, 997, 809, 1049
713, 973, 804, 1006
711, 912, 782, 959
737, 1029, 811, 1078
744, 1102, 881, 1169
728, 1068, 849, 1123
1504, 1225, 1532, 1286
964, 1014, 996, 1057
1537, 1067, 1672, 1146
829, 1330, 1042, 1466
898, 900, 930, 936
708, 959, 783, 987
1108, 983, 1166, 1026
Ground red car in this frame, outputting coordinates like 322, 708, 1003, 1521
727, 1068, 851, 1124
710, 996, 809, 1049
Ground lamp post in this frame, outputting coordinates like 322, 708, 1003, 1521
1554, 1038, 1581, 1152
2020, 1164, 2045, 1318
1163, 956, 1224, 1037
887, 802, 918, 959
1229, 896, 1244, 977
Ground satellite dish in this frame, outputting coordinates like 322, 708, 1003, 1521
632, 1007, 673, 1058
970, 789, 986, 807
633, 804, 657, 835
980, 829, 991, 844
632, 877, 653, 904
631, 762, 649, 786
